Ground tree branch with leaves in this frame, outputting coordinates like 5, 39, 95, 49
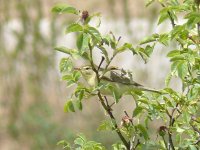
52, 0, 200, 149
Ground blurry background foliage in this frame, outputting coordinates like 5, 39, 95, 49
0, 0, 165, 149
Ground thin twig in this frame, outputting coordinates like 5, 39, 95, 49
194, 138, 200, 145
168, 130, 175, 150
192, 125, 200, 135
134, 139, 140, 150
98, 56, 105, 71
98, 93, 130, 149
162, 135, 169, 150
124, 110, 133, 125
160, 3, 175, 28
160, 2, 184, 47
104, 96, 109, 106
165, 107, 176, 150
167, 115, 175, 150
88, 43, 130, 149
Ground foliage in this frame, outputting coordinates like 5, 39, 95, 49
53, 0, 200, 149
57, 134, 106, 150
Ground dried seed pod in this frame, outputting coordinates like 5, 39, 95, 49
120, 116, 132, 127
82, 11, 89, 21
158, 126, 168, 136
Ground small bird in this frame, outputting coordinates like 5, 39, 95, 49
75, 65, 161, 95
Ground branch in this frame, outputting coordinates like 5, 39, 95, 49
160, 2, 184, 47
88, 44, 130, 149
194, 138, 200, 145
166, 108, 176, 150
168, 130, 175, 150
98, 56, 105, 71
134, 139, 140, 150
160, 3, 175, 28
162, 135, 169, 150
98, 93, 130, 149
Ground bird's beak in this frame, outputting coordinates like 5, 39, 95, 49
74, 67, 81, 71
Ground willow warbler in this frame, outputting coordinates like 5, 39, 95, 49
75, 65, 160, 95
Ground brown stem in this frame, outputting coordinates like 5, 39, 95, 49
134, 139, 140, 150
98, 93, 130, 149
162, 135, 169, 150
168, 115, 175, 150
166, 103, 179, 150
88, 43, 130, 149
98, 56, 105, 71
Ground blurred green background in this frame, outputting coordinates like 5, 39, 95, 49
0, 0, 170, 149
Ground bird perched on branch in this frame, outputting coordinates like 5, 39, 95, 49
75, 65, 161, 95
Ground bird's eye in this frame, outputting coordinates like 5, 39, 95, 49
84, 66, 90, 70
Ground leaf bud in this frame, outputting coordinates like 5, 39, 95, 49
158, 126, 168, 137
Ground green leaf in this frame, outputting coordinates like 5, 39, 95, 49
55, 46, 78, 57
185, 12, 200, 29
59, 58, 73, 73
112, 142, 126, 150
135, 44, 155, 63
76, 33, 89, 51
167, 50, 180, 58
170, 56, 185, 62
136, 124, 149, 140
66, 23, 83, 34
112, 89, 121, 103
116, 43, 133, 53
74, 137, 85, 146
140, 34, 159, 45
158, 10, 169, 25
62, 71, 80, 86
170, 25, 185, 39
78, 90, 85, 101
98, 120, 113, 131
64, 100, 75, 112
85, 26, 101, 43
98, 46, 109, 63
189, 145, 198, 150
158, 33, 169, 46
75, 100, 83, 111
145, 0, 155, 7
73, 71, 81, 82
177, 61, 188, 79
162, 88, 179, 97
108, 86, 121, 103
176, 126, 185, 133
52, 4, 78, 15
132, 106, 143, 117
57, 140, 71, 149
144, 44, 154, 57
165, 73, 172, 87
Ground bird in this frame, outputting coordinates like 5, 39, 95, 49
74, 65, 161, 95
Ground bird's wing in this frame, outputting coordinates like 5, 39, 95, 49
102, 71, 143, 87
101, 71, 161, 94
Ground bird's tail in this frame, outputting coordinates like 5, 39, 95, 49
138, 87, 161, 94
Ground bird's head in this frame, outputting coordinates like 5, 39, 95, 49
74, 66, 96, 84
